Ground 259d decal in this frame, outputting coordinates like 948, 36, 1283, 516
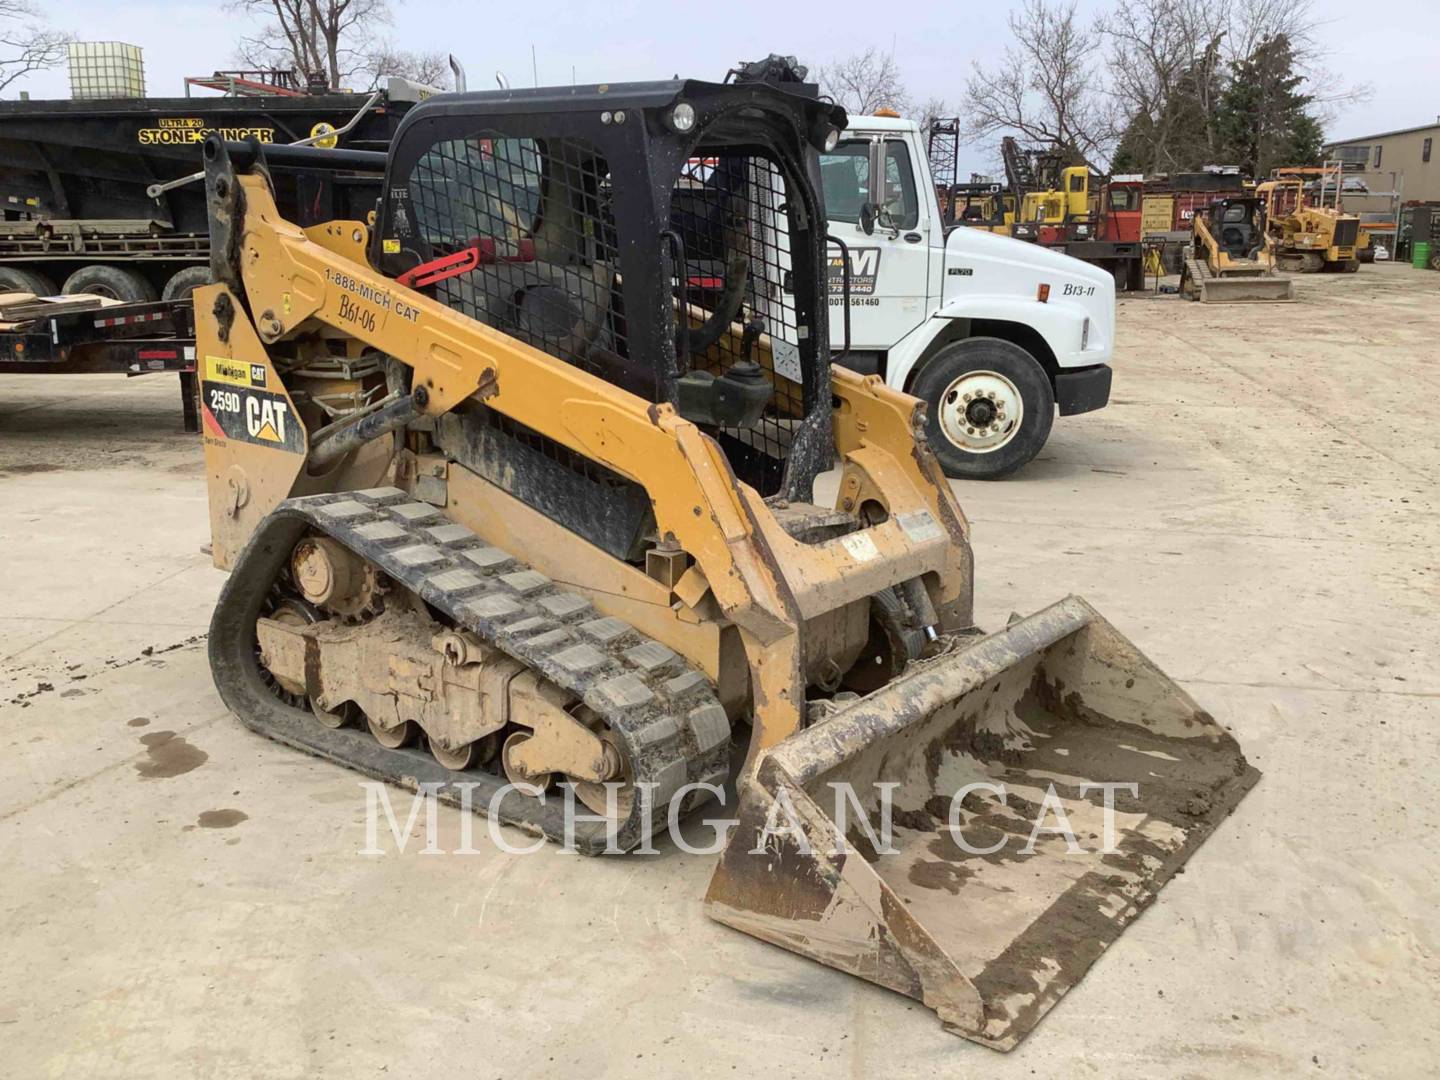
200, 360, 303, 454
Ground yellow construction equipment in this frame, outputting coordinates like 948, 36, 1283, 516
194, 64, 1257, 1051
1259, 168, 1363, 273
1180, 196, 1295, 302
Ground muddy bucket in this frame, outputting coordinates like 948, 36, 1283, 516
705, 596, 1259, 1050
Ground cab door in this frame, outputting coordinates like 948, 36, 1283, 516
821, 135, 933, 351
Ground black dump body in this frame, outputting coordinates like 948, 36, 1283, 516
0, 93, 409, 231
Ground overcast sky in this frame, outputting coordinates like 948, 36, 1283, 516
9, 0, 1432, 175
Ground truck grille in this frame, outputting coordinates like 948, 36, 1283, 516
1334, 218, 1359, 247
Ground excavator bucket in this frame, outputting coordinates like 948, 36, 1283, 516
706, 596, 1258, 1051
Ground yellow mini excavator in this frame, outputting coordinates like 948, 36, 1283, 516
194, 60, 1257, 1051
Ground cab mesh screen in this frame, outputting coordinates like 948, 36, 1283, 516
406, 131, 812, 497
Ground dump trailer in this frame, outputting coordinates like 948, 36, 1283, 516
0, 77, 422, 302
1181, 197, 1295, 302
194, 66, 1257, 1050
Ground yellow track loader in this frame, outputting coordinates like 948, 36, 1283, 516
194, 63, 1257, 1051
1181, 196, 1295, 302
1258, 175, 1362, 273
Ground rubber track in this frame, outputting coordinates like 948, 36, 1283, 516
213, 486, 731, 854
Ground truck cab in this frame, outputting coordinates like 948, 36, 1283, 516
821, 116, 1115, 479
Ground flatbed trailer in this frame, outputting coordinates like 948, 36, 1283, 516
0, 296, 198, 429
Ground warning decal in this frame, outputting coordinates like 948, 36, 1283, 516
201, 382, 304, 453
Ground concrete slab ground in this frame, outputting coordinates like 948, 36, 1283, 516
2, 262, 1436, 1078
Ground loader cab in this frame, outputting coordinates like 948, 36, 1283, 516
371, 77, 846, 512
1206, 197, 1265, 260
1061, 166, 1089, 219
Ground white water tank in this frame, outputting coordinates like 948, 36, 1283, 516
67, 42, 146, 99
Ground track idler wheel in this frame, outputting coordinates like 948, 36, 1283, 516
368, 716, 419, 749
310, 696, 354, 730
429, 732, 497, 772
568, 729, 635, 818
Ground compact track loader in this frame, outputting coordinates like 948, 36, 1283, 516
1181, 196, 1295, 302
195, 66, 1257, 1050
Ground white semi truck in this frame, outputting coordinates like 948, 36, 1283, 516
821, 116, 1115, 479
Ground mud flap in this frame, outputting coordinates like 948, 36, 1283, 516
705, 595, 1259, 1050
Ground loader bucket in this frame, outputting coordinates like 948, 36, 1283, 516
705, 596, 1258, 1051
1197, 273, 1295, 302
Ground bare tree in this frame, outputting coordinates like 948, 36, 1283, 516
0, 0, 69, 94
1101, 0, 1230, 170
818, 48, 909, 116
913, 94, 949, 136
963, 0, 1109, 165
363, 45, 450, 90
231, 0, 392, 89
1225, 0, 1369, 123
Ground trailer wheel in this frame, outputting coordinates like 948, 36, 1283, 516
62, 264, 158, 303
912, 338, 1054, 481
0, 266, 58, 296
161, 266, 212, 302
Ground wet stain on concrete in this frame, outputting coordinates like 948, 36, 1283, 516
197, 808, 248, 829
127, 717, 150, 727
134, 731, 208, 779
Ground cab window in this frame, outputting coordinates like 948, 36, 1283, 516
411, 136, 543, 249
819, 141, 870, 223
820, 139, 919, 229
1109, 187, 1139, 211
879, 141, 919, 229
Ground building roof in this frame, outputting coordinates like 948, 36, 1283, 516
1325, 120, 1440, 147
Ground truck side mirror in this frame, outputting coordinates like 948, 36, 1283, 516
858, 202, 877, 236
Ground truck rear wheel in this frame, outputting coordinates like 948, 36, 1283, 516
162, 266, 212, 302
62, 264, 158, 303
0, 266, 58, 296
912, 338, 1054, 480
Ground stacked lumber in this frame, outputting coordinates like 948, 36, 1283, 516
0, 291, 116, 331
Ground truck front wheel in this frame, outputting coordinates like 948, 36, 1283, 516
912, 337, 1054, 480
